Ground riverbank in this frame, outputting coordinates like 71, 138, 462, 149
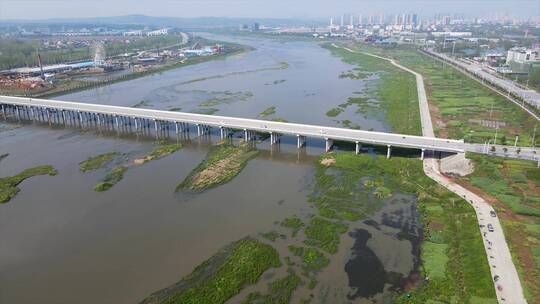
1, 40, 252, 99
323, 43, 421, 135
347, 44, 538, 146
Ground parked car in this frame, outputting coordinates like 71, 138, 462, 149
488, 224, 494, 232
490, 211, 497, 217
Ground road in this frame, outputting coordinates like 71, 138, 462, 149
423, 49, 540, 118
0, 95, 465, 153
335, 44, 528, 303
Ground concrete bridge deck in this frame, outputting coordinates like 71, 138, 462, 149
1, 95, 465, 155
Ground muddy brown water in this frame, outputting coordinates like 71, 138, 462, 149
0, 34, 421, 304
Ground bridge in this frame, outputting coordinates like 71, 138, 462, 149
1, 95, 538, 162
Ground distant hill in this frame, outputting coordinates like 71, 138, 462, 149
0, 14, 325, 28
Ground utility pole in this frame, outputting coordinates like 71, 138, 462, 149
451, 41, 456, 57
532, 126, 537, 148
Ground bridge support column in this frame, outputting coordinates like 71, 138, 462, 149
387, 145, 392, 159
325, 138, 333, 152
77, 111, 82, 127
420, 149, 425, 160
134, 117, 138, 131
244, 129, 249, 142
220, 126, 225, 140
154, 119, 158, 134
1, 104, 5, 120
115, 116, 120, 131
196, 124, 201, 136
15, 106, 20, 121
297, 135, 306, 149
355, 141, 360, 154
270, 132, 276, 145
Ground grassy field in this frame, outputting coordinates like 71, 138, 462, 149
323, 44, 421, 136
176, 144, 259, 192
348, 44, 538, 146
457, 153, 540, 302
0, 165, 58, 203
140, 238, 281, 304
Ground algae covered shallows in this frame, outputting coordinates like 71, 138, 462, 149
140, 237, 280, 304
0, 165, 58, 203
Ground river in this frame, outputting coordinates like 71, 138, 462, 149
0, 33, 420, 304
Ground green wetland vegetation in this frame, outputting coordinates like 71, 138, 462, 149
259, 106, 277, 118
312, 153, 495, 303
140, 238, 281, 304
94, 165, 128, 192
152, 151, 496, 303
351, 44, 538, 145
0, 165, 58, 203
84, 143, 182, 192
458, 153, 540, 302
176, 143, 259, 192
79, 152, 119, 172
241, 271, 301, 304
324, 44, 421, 136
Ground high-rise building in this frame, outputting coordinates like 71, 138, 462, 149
412, 13, 418, 26
379, 13, 384, 25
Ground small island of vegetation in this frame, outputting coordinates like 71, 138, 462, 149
140, 237, 280, 304
177, 144, 259, 192
1, 165, 58, 203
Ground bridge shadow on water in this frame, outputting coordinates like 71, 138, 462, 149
1, 118, 433, 164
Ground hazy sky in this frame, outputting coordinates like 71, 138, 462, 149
1, 0, 539, 20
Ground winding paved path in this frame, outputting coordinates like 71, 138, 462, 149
335, 44, 527, 303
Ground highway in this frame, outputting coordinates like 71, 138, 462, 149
423, 48, 540, 114
335, 44, 528, 303
0, 95, 466, 154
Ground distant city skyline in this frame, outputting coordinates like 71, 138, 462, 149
1, 0, 539, 21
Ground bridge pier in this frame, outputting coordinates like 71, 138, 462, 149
297, 135, 306, 149
387, 145, 392, 159
421, 149, 425, 160
325, 138, 333, 152
270, 132, 280, 145
355, 141, 360, 154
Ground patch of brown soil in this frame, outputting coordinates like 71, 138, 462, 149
429, 222, 445, 231
320, 158, 336, 166
191, 151, 243, 188
133, 156, 152, 165
427, 99, 448, 138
